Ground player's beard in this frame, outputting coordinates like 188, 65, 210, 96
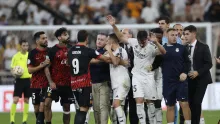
62, 37, 70, 44
40, 44, 48, 48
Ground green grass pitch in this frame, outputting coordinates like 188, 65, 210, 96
2, 111, 220, 124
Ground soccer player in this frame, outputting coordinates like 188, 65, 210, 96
106, 15, 166, 124
10, 40, 31, 124
105, 33, 130, 124
148, 28, 164, 124
120, 29, 140, 124
28, 31, 50, 124
44, 27, 73, 124
161, 28, 191, 124
68, 30, 111, 124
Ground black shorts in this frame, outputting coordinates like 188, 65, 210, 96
45, 86, 74, 106
31, 88, 46, 105
13, 78, 31, 98
163, 82, 188, 106
73, 87, 92, 108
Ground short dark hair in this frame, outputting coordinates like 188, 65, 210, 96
19, 39, 28, 45
34, 31, 45, 41
184, 25, 197, 33
77, 30, 88, 42
54, 27, 68, 38
97, 32, 108, 37
109, 33, 120, 43
137, 30, 148, 41
158, 16, 171, 24
166, 28, 176, 33
150, 28, 163, 34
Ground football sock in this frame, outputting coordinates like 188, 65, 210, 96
115, 106, 126, 124
74, 111, 87, 124
136, 104, 146, 124
10, 103, 17, 122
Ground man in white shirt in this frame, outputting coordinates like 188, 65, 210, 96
106, 15, 166, 124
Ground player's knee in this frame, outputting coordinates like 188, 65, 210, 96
179, 101, 190, 109
44, 102, 51, 110
154, 100, 162, 108
167, 105, 175, 111
39, 103, 45, 111
63, 104, 70, 111
135, 97, 144, 104
34, 105, 39, 113
24, 98, 29, 103
79, 107, 89, 112
13, 97, 19, 104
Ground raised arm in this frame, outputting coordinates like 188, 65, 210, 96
150, 33, 166, 55
106, 15, 128, 43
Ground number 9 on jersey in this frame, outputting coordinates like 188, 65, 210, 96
72, 58, 79, 74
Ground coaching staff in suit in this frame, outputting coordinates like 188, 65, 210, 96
184, 25, 212, 124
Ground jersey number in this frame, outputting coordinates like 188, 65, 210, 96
72, 58, 79, 74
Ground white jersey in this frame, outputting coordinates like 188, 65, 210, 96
128, 38, 158, 76
110, 47, 130, 89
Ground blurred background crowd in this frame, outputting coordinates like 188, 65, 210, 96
0, 0, 220, 84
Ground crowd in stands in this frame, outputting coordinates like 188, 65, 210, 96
0, 0, 220, 84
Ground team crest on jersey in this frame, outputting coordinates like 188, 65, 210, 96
176, 48, 179, 52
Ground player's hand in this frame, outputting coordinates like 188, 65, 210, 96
106, 15, 116, 26
150, 33, 159, 44
215, 56, 220, 64
105, 43, 112, 52
49, 82, 56, 89
188, 71, 199, 79
145, 65, 152, 72
179, 73, 187, 82
121, 59, 130, 67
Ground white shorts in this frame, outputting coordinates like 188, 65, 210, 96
113, 81, 130, 101
154, 68, 163, 100
132, 74, 157, 100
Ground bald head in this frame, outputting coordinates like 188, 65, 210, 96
121, 28, 133, 39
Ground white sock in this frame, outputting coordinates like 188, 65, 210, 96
200, 118, 205, 124
167, 122, 174, 124
136, 104, 146, 124
155, 108, 162, 124
185, 120, 191, 124
148, 103, 156, 124
115, 106, 126, 124
84, 109, 90, 123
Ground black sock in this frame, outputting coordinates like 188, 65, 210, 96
37, 112, 44, 124
63, 113, 70, 124
74, 111, 87, 124
35, 112, 39, 119
46, 122, 51, 124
